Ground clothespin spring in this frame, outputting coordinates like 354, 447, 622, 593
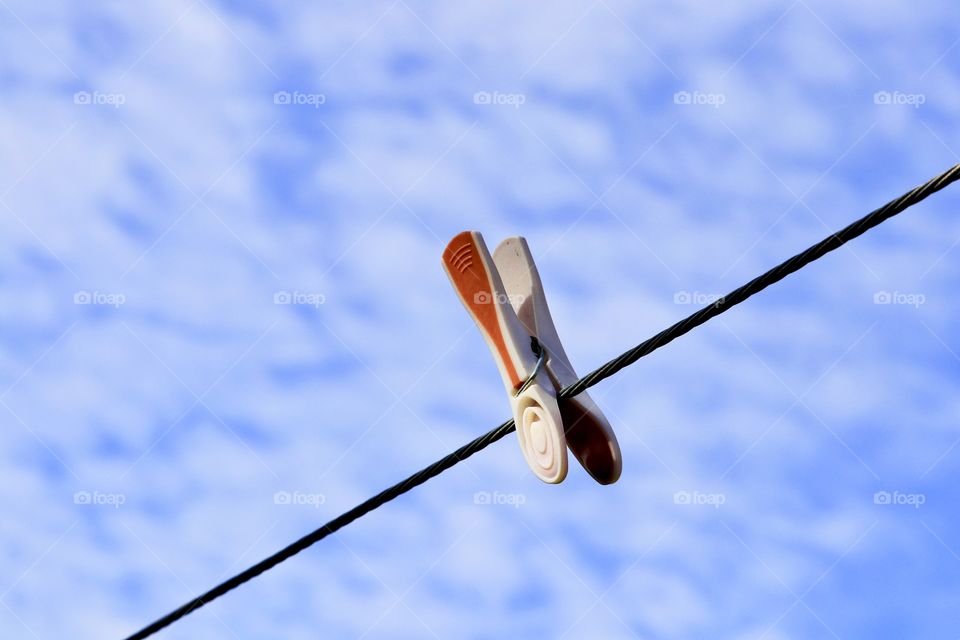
514, 337, 547, 397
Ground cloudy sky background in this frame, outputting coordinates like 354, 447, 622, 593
1, 1, 959, 638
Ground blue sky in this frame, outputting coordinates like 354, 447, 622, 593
2, 1, 960, 638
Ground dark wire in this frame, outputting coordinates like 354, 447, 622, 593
124, 162, 960, 640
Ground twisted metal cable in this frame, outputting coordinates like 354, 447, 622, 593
125, 162, 960, 640
562, 162, 960, 398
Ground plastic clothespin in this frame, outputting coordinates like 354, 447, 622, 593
442, 231, 622, 485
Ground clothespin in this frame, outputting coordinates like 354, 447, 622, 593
442, 231, 622, 485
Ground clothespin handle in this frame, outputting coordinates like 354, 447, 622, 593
442, 231, 539, 392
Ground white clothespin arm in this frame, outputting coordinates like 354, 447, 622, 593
442, 231, 568, 484
493, 237, 622, 485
